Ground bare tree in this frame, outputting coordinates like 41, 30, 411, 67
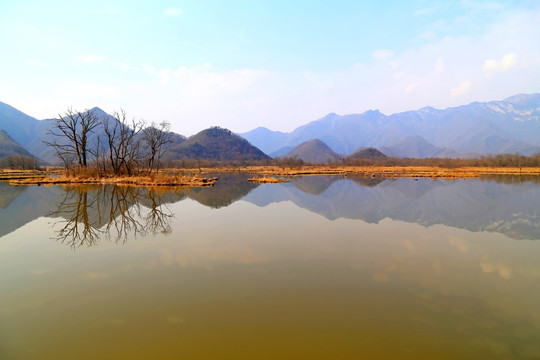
17, 152, 39, 170
91, 136, 108, 177
44, 108, 101, 168
142, 121, 172, 173
49, 186, 102, 249
0, 153, 39, 169
103, 109, 145, 175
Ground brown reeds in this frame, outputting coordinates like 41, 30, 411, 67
247, 176, 288, 183
8, 172, 218, 188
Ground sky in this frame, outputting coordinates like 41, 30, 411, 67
1, 0, 539, 135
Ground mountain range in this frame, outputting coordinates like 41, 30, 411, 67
0, 103, 266, 164
1, 93, 540, 164
239, 93, 540, 158
278, 140, 390, 163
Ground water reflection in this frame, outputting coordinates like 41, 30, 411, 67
1, 174, 540, 242
49, 185, 177, 248
244, 175, 540, 240
1, 175, 540, 359
0, 182, 27, 208
187, 173, 258, 208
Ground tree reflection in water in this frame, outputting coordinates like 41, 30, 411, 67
49, 185, 175, 248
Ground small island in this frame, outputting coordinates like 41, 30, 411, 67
8, 172, 218, 187
248, 176, 288, 183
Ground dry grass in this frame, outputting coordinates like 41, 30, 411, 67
202, 165, 540, 179
8, 173, 218, 188
0, 168, 61, 181
4, 165, 540, 187
248, 176, 288, 183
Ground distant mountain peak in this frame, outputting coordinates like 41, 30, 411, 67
381, 135, 459, 158
419, 106, 437, 113
301, 138, 327, 147
169, 126, 270, 162
282, 138, 342, 163
240, 92, 540, 156
346, 147, 387, 160
89, 106, 107, 114
366, 109, 382, 115
503, 93, 540, 106
323, 112, 339, 118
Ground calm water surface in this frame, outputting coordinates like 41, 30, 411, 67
1, 174, 540, 359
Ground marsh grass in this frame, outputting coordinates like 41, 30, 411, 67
236, 165, 540, 179
4, 165, 540, 187
248, 176, 288, 183
8, 170, 218, 188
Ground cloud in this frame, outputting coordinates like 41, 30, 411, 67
76, 54, 106, 63
480, 259, 513, 279
72, 83, 119, 98
164, 8, 183, 16
17, 7, 539, 135
373, 49, 394, 61
416, 30, 437, 41
414, 6, 439, 16
482, 53, 518, 77
405, 82, 417, 94
461, 0, 505, 12
449, 235, 469, 252
451, 81, 472, 97
30, 269, 49, 275
433, 58, 444, 76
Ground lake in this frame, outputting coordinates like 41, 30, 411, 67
1, 174, 540, 359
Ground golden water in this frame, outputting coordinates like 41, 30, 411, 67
1, 177, 539, 359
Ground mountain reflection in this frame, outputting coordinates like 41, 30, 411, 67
49, 185, 179, 248
187, 173, 259, 208
1, 174, 540, 242
244, 175, 540, 240
0, 182, 27, 209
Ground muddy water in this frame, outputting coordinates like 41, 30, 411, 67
1, 176, 539, 359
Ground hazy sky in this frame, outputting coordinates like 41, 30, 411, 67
1, 1, 539, 135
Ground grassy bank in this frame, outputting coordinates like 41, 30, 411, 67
8, 173, 218, 187
3, 165, 540, 188
210, 165, 540, 179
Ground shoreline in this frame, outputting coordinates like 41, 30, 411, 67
2, 165, 540, 187
206, 165, 540, 179
6, 173, 218, 187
